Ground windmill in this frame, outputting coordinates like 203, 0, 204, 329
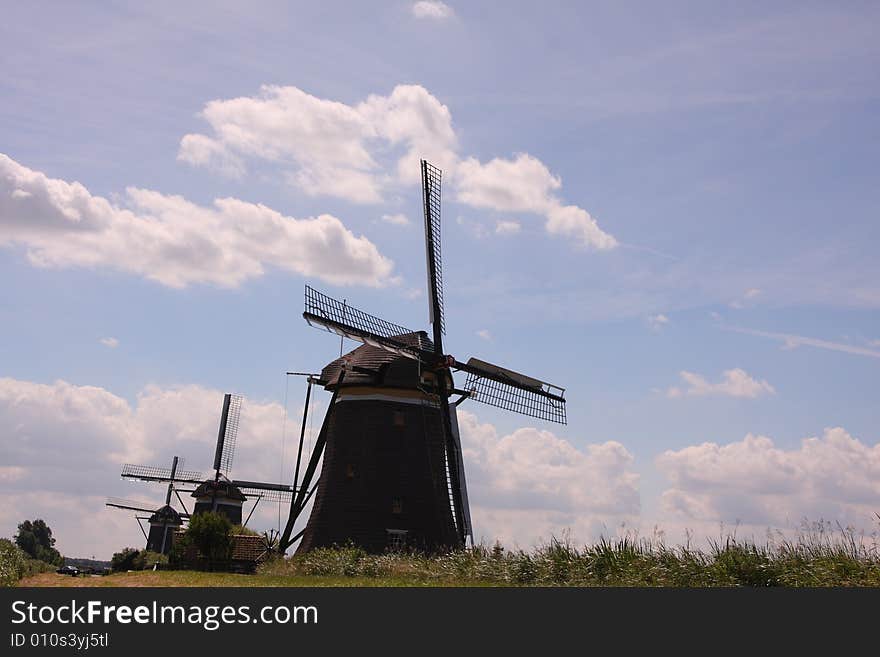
278, 160, 566, 554
114, 393, 296, 540
106, 455, 194, 554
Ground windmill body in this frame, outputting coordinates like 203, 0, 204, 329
297, 333, 460, 553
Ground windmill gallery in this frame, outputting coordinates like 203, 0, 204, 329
108, 160, 568, 563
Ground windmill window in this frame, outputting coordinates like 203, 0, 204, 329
391, 497, 403, 514
345, 463, 357, 479
393, 410, 405, 427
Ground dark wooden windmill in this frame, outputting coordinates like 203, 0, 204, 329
106, 455, 194, 554
278, 160, 567, 554
111, 393, 296, 545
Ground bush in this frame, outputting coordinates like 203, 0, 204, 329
185, 512, 233, 562
0, 539, 54, 586
0, 539, 27, 587
111, 548, 145, 572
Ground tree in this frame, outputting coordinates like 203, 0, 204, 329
110, 548, 145, 572
185, 511, 232, 562
15, 519, 62, 566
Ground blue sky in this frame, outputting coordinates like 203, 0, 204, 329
2, 1, 879, 557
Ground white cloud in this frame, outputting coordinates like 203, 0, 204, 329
381, 213, 410, 226
458, 410, 640, 546
411, 1, 454, 20
666, 368, 775, 399
656, 427, 880, 528
456, 154, 616, 249
99, 337, 119, 349
494, 219, 520, 235
0, 154, 395, 289
727, 325, 880, 360
179, 86, 616, 250
647, 313, 669, 331
476, 329, 491, 340
178, 84, 457, 203
0, 377, 310, 557
729, 287, 762, 309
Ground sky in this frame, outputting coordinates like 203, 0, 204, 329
1, 1, 879, 559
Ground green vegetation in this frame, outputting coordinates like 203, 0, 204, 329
1, 538, 55, 587
110, 547, 169, 572
15, 519, 62, 566
256, 523, 880, 587
170, 511, 233, 567
16, 520, 880, 588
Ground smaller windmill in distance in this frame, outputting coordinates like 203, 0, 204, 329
106, 455, 195, 554
109, 393, 296, 552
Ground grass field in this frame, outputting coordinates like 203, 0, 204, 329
20, 571, 484, 587
17, 523, 880, 587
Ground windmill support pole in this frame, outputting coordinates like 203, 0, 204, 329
440, 393, 466, 547
292, 378, 313, 492
243, 495, 263, 528
279, 370, 346, 551
136, 517, 148, 542
173, 489, 191, 516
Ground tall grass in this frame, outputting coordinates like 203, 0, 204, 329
259, 521, 880, 587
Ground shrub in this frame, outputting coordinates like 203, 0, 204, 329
111, 548, 145, 572
185, 512, 233, 562
0, 539, 27, 587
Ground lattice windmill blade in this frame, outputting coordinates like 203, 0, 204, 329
213, 393, 242, 477
234, 484, 295, 503
421, 159, 445, 349
121, 463, 204, 485
105, 498, 161, 514
456, 357, 567, 424
303, 285, 431, 362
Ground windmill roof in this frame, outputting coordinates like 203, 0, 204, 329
148, 504, 182, 524
319, 331, 434, 388
191, 478, 247, 501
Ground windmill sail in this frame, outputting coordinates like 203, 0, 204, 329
213, 393, 242, 477
105, 498, 160, 514
457, 357, 567, 424
421, 159, 445, 346
304, 285, 428, 361
121, 463, 204, 485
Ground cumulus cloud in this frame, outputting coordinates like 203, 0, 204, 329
0, 376, 639, 554
0, 377, 314, 557
666, 368, 775, 399
494, 219, 521, 236
476, 329, 491, 340
457, 410, 640, 546
456, 154, 616, 249
99, 337, 119, 349
656, 428, 880, 528
178, 84, 457, 203
647, 313, 669, 331
411, 1, 454, 20
0, 154, 395, 288
179, 86, 616, 250
381, 213, 410, 226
